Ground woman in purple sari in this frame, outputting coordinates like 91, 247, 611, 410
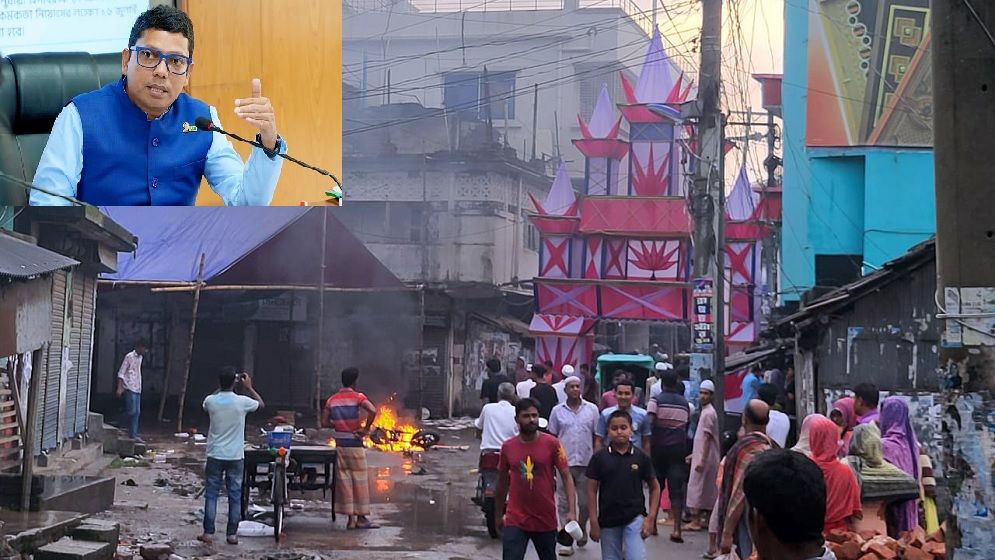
879, 397, 920, 535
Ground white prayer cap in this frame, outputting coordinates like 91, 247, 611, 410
661, 353, 669, 361
564, 375, 582, 385
700, 380, 716, 393
655, 362, 673, 371
561, 364, 575, 375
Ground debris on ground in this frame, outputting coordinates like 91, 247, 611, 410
139, 543, 175, 560
824, 524, 946, 560
237, 520, 273, 537
422, 417, 475, 431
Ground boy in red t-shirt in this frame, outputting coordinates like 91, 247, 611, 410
495, 398, 576, 560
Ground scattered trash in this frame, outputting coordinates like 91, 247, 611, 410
290, 499, 305, 510
429, 499, 436, 505
193, 434, 206, 442
173, 433, 189, 439
153, 454, 167, 464
153, 478, 169, 487
411, 466, 428, 476
121, 479, 138, 487
236, 520, 273, 537
422, 417, 475, 431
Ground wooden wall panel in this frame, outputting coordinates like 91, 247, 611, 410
184, 0, 341, 206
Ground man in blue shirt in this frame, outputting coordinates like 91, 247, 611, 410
31, 5, 286, 206
200, 367, 265, 545
594, 380, 651, 455
740, 364, 762, 412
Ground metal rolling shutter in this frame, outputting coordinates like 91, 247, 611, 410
37, 270, 68, 453
64, 272, 83, 440
75, 274, 96, 435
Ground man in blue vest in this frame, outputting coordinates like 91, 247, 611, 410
30, 5, 286, 206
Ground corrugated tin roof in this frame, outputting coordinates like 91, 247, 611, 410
776, 237, 936, 329
0, 233, 79, 280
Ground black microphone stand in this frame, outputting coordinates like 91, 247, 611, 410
194, 118, 344, 203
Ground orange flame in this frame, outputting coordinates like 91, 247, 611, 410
366, 405, 421, 453
325, 402, 423, 453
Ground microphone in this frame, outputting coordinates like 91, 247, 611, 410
0, 169, 94, 207
194, 117, 344, 204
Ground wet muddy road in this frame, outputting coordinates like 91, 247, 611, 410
95, 428, 705, 559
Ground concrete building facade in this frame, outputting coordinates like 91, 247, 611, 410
342, 0, 684, 177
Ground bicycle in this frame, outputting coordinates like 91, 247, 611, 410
270, 446, 289, 541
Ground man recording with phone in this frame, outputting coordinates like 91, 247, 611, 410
200, 366, 265, 545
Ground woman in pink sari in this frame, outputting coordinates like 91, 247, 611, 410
879, 397, 920, 535
831, 397, 858, 458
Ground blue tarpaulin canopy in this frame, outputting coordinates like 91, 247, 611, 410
99, 207, 402, 289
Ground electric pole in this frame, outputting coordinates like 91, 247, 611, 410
690, 0, 725, 419
932, 1, 995, 555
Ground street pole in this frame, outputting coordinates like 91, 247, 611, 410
932, 1, 995, 554
763, 110, 779, 316
691, 0, 724, 419
176, 253, 205, 434
315, 207, 328, 428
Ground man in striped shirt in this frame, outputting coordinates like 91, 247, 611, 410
646, 370, 691, 543
322, 367, 379, 530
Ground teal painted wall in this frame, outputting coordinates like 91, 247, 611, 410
780, 2, 935, 302
862, 151, 936, 268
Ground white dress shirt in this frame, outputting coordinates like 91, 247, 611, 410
474, 400, 518, 451
516, 379, 536, 400
767, 409, 790, 448
117, 350, 143, 393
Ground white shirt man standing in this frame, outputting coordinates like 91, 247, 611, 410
115, 338, 148, 442
475, 382, 519, 451
548, 376, 599, 555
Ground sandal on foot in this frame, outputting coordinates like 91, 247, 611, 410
669, 534, 684, 544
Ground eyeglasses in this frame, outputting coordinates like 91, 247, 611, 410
130, 46, 192, 76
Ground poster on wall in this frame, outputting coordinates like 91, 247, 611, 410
692, 278, 714, 351
806, 0, 932, 147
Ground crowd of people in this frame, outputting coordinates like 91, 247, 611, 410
477, 357, 940, 560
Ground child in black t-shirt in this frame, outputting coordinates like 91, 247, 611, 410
586, 409, 661, 560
